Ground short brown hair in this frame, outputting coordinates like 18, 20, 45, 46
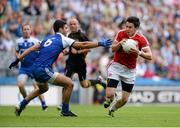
126, 16, 140, 28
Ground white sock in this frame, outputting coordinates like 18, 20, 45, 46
110, 102, 117, 111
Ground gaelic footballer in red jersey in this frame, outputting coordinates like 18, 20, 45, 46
104, 16, 152, 117
114, 29, 149, 69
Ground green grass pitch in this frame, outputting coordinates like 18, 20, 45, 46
0, 105, 180, 127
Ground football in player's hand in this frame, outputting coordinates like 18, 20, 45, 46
122, 39, 137, 53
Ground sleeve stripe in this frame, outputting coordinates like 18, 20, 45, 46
70, 41, 76, 47
141, 46, 149, 50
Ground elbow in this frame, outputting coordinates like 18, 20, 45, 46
149, 56, 153, 60
147, 57, 152, 60
112, 47, 116, 52
146, 54, 153, 60
149, 53, 153, 60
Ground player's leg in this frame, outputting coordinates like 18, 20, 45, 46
57, 66, 75, 111
77, 65, 106, 88
113, 81, 133, 108
108, 64, 136, 117
17, 74, 28, 98
104, 78, 119, 108
51, 72, 77, 117
32, 82, 48, 111
103, 62, 120, 109
108, 81, 133, 117
15, 82, 49, 116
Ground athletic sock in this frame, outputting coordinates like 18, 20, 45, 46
89, 80, 106, 89
62, 103, 69, 113
110, 103, 117, 111
41, 101, 47, 107
20, 99, 29, 110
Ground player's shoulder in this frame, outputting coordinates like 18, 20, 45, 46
54, 33, 64, 39
117, 29, 126, 35
115, 29, 127, 40
29, 36, 39, 42
16, 37, 24, 43
135, 31, 149, 45
136, 32, 148, 41
136, 31, 146, 38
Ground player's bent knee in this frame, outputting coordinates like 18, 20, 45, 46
69, 83, 73, 89
66, 79, 73, 89
18, 83, 25, 88
106, 88, 114, 95
39, 86, 49, 94
106, 90, 114, 98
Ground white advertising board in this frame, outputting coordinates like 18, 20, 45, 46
0, 85, 62, 105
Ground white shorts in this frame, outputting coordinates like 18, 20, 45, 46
47, 72, 59, 84
17, 74, 36, 84
107, 62, 136, 84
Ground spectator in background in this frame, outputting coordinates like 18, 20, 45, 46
0, 29, 6, 51
161, 39, 175, 65
143, 62, 155, 78
167, 51, 180, 80
46, 0, 55, 11
0, 0, 7, 18
23, 0, 42, 16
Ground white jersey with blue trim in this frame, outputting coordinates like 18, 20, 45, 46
16, 36, 39, 68
33, 33, 75, 68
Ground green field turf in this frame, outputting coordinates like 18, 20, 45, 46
0, 105, 180, 127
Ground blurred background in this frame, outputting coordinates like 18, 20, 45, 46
0, 0, 180, 106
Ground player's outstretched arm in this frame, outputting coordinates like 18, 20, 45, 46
18, 43, 40, 61
9, 43, 40, 69
72, 38, 112, 49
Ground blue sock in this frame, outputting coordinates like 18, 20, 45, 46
20, 99, 29, 110
62, 103, 69, 113
41, 101, 46, 107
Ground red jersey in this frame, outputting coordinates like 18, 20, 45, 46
114, 29, 149, 69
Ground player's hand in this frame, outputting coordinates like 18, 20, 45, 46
9, 58, 19, 69
129, 48, 139, 55
98, 38, 112, 48
119, 39, 127, 46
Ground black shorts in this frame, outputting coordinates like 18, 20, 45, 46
107, 78, 134, 93
65, 64, 86, 81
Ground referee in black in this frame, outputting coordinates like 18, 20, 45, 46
64, 17, 106, 88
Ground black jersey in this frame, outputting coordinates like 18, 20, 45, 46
66, 30, 89, 65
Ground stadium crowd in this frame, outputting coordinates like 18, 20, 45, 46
0, 0, 180, 80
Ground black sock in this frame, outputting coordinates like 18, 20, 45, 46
89, 80, 106, 89
100, 82, 106, 89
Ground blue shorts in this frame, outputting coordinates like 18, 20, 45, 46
32, 66, 56, 83
19, 67, 34, 79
